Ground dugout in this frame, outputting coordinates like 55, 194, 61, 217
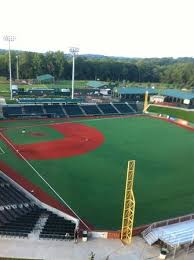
113, 87, 158, 102
161, 89, 194, 108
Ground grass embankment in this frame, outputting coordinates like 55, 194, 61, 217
0, 80, 88, 101
148, 105, 194, 123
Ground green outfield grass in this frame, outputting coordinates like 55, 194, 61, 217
5, 125, 63, 144
148, 105, 194, 123
1, 116, 194, 230
0, 80, 87, 92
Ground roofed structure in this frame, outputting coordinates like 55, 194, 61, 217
113, 87, 158, 101
161, 89, 194, 108
161, 89, 194, 100
86, 81, 108, 89
36, 74, 54, 83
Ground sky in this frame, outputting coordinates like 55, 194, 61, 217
0, 0, 194, 58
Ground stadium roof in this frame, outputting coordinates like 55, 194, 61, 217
161, 89, 194, 100
36, 74, 54, 82
86, 81, 108, 88
115, 87, 158, 95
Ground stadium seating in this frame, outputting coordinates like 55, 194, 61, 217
0, 205, 44, 237
0, 178, 31, 206
0, 174, 76, 240
2, 106, 23, 117
23, 105, 44, 115
128, 103, 138, 112
80, 105, 102, 115
2, 102, 142, 119
40, 212, 75, 240
43, 104, 65, 117
97, 104, 119, 114
113, 103, 134, 114
63, 104, 84, 116
0, 175, 41, 237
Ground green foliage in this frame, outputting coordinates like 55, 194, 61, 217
5, 99, 18, 104
1, 50, 194, 87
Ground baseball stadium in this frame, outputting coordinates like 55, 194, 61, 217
1, 89, 194, 251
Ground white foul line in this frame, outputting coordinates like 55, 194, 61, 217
0, 146, 5, 154
0, 132, 91, 230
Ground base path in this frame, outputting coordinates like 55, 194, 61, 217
15, 122, 105, 160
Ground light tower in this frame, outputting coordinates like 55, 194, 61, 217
69, 47, 79, 99
16, 55, 19, 80
3, 35, 16, 100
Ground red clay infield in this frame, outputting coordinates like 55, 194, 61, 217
16, 123, 104, 160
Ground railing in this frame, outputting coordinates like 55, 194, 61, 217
142, 213, 194, 239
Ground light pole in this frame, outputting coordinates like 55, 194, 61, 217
136, 65, 141, 83
16, 55, 19, 80
3, 35, 16, 100
69, 47, 79, 99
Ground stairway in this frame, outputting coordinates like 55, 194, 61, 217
79, 105, 87, 116
126, 103, 136, 113
143, 230, 159, 245
28, 213, 49, 240
41, 105, 47, 115
110, 103, 121, 114
0, 106, 3, 118
96, 105, 104, 115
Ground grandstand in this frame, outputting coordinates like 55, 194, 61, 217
2, 102, 139, 119
0, 173, 76, 240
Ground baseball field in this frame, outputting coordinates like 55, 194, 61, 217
0, 116, 194, 230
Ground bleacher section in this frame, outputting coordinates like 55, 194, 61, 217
23, 105, 44, 115
0, 174, 76, 240
129, 103, 138, 112
40, 212, 75, 240
113, 103, 134, 114
143, 219, 194, 248
63, 104, 84, 116
2, 106, 22, 117
43, 104, 65, 117
2, 102, 141, 119
0, 205, 45, 238
97, 104, 119, 114
0, 174, 44, 238
81, 105, 102, 115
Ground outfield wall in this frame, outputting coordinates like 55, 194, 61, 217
147, 104, 194, 123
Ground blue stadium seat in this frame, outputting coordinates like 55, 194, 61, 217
113, 103, 134, 114
63, 104, 84, 116
23, 105, 44, 115
97, 104, 119, 114
44, 104, 65, 117
80, 105, 102, 115
2, 106, 23, 117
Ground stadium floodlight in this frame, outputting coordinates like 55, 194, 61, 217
69, 47, 79, 99
16, 55, 19, 80
3, 35, 16, 100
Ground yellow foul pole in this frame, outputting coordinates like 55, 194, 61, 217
121, 160, 136, 244
143, 91, 149, 112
